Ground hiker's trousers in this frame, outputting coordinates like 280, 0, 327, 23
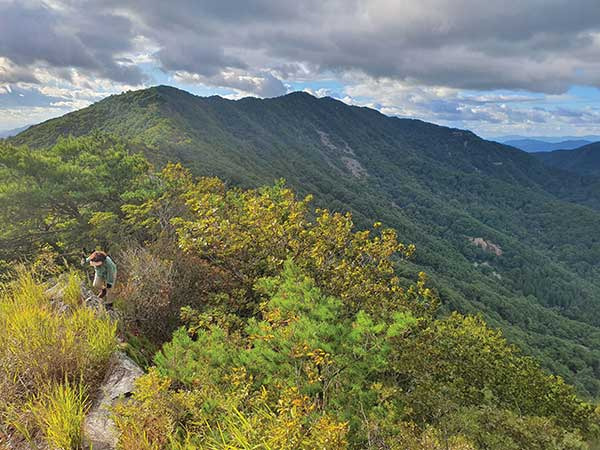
93, 273, 106, 290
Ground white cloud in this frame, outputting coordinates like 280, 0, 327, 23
335, 76, 600, 136
0, 105, 68, 129
174, 68, 286, 98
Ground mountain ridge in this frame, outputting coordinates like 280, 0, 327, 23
503, 138, 593, 152
10, 85, 600, 397
0, 124, 30, 138
534, 142, 600, 176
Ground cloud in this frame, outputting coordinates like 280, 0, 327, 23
107, 0, 600, 94
0, 58, 38, 84
1, 0, 600, 134
4, 0, 597, 95
0, 1, 146, 84
338, 76, 600, 135
4, 0, 600, 94
174, 69, 286, 97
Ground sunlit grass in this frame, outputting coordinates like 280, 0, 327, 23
30, 380, 89, 449
0, 268, 117, 446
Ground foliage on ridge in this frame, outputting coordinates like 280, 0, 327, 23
5, 86, 600, 398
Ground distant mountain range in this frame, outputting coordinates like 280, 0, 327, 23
495, 134, 600, 142
0, 125, 30, 138
502, 138, 594, 153
9, 85, 600, 398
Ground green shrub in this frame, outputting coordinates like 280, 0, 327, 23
136, 263, 600, 448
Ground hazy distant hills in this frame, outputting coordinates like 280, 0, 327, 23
496, 134, 600, 142
10, 86, 600, 397
503, 138, 594, 152
0, 125, 29, 138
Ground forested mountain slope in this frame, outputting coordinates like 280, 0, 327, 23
10, 86, 600, 398
534, 142, 600, 176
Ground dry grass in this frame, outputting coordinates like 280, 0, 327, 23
116, 246, 176, 342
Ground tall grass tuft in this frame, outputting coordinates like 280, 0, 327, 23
30, 380, 88, 449
0, 269, 117, 446
62, 270, 83, 308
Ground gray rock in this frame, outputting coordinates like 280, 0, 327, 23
80, 283, 105, 311
83, 352, 144, 450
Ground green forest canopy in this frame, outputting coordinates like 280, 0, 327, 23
4, 86, 600, 401
0, 137, 599, 447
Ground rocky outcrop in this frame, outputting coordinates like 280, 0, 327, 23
317, 129, 368, 178
83, 352, 143, 450
45, 279, 104, 312
468, 237, 503, 256
80, 284, 108, 311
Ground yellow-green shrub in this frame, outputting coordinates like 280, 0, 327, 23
62, 270, 83, 309
114, 370, 348, 450
113, 368, 190, 450
203, 387, 348, 450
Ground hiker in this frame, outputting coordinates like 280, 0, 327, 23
83, 250, 117, 307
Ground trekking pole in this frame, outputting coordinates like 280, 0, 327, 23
81, 247, 94, 284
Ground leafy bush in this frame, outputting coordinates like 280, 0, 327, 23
202, 387, 349, 450
114, 368, 348, 450
390, 313, 597, 433
113, 369, 185, 450
118, 262, 599, 448
125, 164, 435, 321
116, 245, 176, 342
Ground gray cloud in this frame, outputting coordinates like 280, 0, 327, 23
156, 35, 247, 77
1, 0, 600, 103
0, 1, 145, 84
108, 0, 600, 94
0, 58, 38, 84
0, 0, 600, 93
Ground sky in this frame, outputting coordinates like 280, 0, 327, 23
1, 0, 600, 138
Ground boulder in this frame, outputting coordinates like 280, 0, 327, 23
45, 279, 104, 312
83, 352, 143, 450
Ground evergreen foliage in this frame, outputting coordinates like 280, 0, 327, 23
116, 263, 599, 448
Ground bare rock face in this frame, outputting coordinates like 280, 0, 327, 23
83, 352, 143, 450
80, 283, 106, 311
317, 129, 369, 178
468, 237, 503, 256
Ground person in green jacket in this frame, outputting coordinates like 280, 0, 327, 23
84, 250, 117, 307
